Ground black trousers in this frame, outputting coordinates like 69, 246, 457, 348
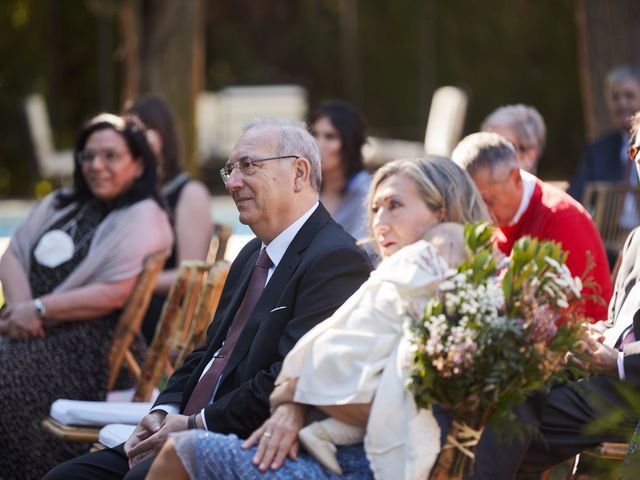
434, 376, 635, 479
518, 375, 635, 476
43, 444, 152, 480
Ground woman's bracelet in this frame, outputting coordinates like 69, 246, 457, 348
187, 413, 198, 430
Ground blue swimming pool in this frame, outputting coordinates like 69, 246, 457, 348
0, 197, 252, 238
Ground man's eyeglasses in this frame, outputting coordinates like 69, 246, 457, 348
511, 143, 530, 154
76, 149, 128, 165
628, 144, 640, 162
220, 155, 299, 184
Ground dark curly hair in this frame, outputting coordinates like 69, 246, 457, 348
55, 113, 161, 209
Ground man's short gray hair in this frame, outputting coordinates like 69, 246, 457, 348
452, 132, 519, 180
605, 65, 640, 98
481, 104, 546, 158
244, 118, 322, 192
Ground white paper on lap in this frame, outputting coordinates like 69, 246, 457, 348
50, 399, 153, 427
99, 423, 137, 448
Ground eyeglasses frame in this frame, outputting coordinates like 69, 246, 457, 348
220, 155, 300, 184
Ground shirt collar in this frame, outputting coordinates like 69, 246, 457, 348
263, 202, 319, 269
509, 170, 536, 226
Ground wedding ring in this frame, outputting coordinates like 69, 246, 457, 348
262, 432, 273, 438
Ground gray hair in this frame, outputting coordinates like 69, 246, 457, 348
481, 104, 546, 158
605, 65, 640, 98
244, 118, 322, 191
452, 132, 519, 180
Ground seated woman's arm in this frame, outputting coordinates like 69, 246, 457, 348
39, 276, 137, 321
0, 276, 136, 340
154, 181, 213, 293
0, 246, 33, 304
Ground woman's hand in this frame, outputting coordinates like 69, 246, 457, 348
242, 403, 308, 472
0, 302, 44, 340
269, 378, 299, 413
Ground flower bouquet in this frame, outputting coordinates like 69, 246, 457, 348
407, 222, 589, 479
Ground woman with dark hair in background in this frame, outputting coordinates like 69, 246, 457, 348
309, 101, 371, 241
125, 95, 213, 343
0, 113, 173, 479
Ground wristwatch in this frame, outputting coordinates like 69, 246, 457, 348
33, 298, 47, 319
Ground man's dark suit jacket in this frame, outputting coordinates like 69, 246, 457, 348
568, 131, 624, 203
153, 204, 372, 437
606, 226, 640, 386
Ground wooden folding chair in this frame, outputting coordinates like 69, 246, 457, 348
106, 250, 171, 389
583, 182, 640, 255
133, 261, 209, 402
172, 261, 229, 369
205, 223, 233, 263
40, 249, 169, 442
42, 260, 230, 443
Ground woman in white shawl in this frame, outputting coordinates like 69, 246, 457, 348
147, 157, 489, 480
0, 113, 173, 479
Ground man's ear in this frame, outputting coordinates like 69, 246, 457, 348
511, 167, 522, 187
293, 157, 311, 192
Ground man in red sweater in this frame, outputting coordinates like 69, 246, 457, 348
453, 131, 612, 321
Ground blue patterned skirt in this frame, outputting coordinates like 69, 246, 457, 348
172, 430, 374, 480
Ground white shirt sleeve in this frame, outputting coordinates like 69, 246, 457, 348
200, 410, 209, 430
617, 351, 626, 380
151, 403, 181, 415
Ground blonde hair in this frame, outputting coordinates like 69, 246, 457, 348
367, 156, 490, 242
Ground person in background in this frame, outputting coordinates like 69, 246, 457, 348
453, 132, 613, 322
0, 113, 173, 479
309, 100, 371, 241
481, 103, 546, 174
125, 95, 213, 343
569, 66, 640, 203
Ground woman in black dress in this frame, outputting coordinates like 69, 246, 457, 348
126, 95, 213, 343
0, 113, 173, 479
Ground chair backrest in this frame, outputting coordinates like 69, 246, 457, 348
107, 249, 170, 390
132, 260, 229, 402
23, 93, 74, 179
424, 86, 468, 157
196, 85, 307, 161
173, 261, 230, 369
583, 182, 640, 253
212, 224, 232, 262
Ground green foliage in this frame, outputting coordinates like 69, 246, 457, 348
408, 221, 587, 434
0, 0, 106, 197
0, 0, 585, 196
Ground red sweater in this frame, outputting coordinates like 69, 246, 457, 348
495, 177, 612, 321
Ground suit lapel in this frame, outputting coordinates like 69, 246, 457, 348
217, 204, 331, 386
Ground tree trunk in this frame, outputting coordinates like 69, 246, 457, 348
575, 0, 640, 141
119, 0, 205, 175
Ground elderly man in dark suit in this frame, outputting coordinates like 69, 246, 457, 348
569, 66, 640, 203
46, 119, 372, 480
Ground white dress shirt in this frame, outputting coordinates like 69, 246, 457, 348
508, 170, 536, 226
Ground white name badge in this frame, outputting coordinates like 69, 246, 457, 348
33, 229, 75, 268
